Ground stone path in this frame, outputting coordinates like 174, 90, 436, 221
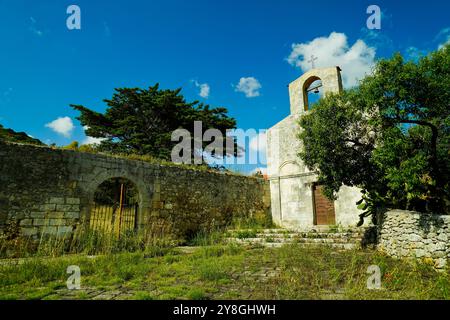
48, 264, 283, 300
48, 286, 135, 300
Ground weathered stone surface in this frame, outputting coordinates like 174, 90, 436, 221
42, 226, 57, 235
48, 219, 65, 226
65, 212, 80, 219
437, 233, 448, 242
19, 219, 33, 226
57, 226, 73, 235
33, 219, 48, 226
48, 197, 65, 205
66, 198, 81, 205
47, 212, 65, 219
40, 204, 56, 212
0, 141, 271, 240
378, 210, 450, 269
22, 227, 38, 236
55, 204, 73, 212
30, 212, 45, 219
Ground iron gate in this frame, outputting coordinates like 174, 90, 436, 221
90, 181, 138, 237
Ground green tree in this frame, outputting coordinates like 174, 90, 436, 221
71, 84, 238, 162
62, 141, 100, 153
298, 45, 450, 223
62, 141, 80, 150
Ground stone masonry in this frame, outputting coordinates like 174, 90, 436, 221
0, 141, 271, 240
378, 210, 450, 269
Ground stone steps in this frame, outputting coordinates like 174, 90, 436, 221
226, 228, 365, 249
227, 237, 358, 244
251, 232, 363, 239
228, 238, 358, 250
228, 228, 365, 236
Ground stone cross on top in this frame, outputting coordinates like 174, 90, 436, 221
307, 54, 318, 69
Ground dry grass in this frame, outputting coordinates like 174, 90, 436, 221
1, 242, 449, 300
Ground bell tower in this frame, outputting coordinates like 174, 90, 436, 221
288, 66, 343, 114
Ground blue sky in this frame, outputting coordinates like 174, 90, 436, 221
0, 0, 449, 173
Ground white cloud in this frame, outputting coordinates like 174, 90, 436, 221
83, 136, 105, 145
360, 28, 393, 50
82, 126, 105, 145
235, 77, 262, 98
402, 27, 450, 60
199, 84, 210, 98
192, 80, 210, 98
286, 32, 376, 88
405, 46, 426, 61
45, 117, 74, 138
29, 17, 43, 37
435, 27, 450, 49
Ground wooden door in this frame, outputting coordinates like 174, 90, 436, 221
313, 184, 336, 225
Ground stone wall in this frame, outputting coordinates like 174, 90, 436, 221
0, 141, 270, 240
378, 210, 450, 269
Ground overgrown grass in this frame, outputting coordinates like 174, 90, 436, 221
260, 245, 450, 300
0, 223, 177, 259
231, 215, 275, 231
1, 243, 449, 300
186, 230, 224, 246
186, 214, 275, 245
234, 229, 258, 239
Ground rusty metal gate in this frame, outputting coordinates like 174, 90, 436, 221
90, 181, 138, 237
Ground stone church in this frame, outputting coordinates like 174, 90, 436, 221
266, 66, 362, 230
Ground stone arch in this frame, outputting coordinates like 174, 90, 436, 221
279, 160, 301, 176
288, 66, 343, 115
81, 169, 152, 231
302, 75, 322, 112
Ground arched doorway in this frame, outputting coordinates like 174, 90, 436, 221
89, 177, 139, 236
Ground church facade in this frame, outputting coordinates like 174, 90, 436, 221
266, 66, 362, 230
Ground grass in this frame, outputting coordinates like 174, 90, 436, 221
0, 220, 177, 259
223, 216, 273, 240
186, 230, 224, 246
235, 229, 258, 239
1, 243, 449, 300
231, 215, 275, 231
